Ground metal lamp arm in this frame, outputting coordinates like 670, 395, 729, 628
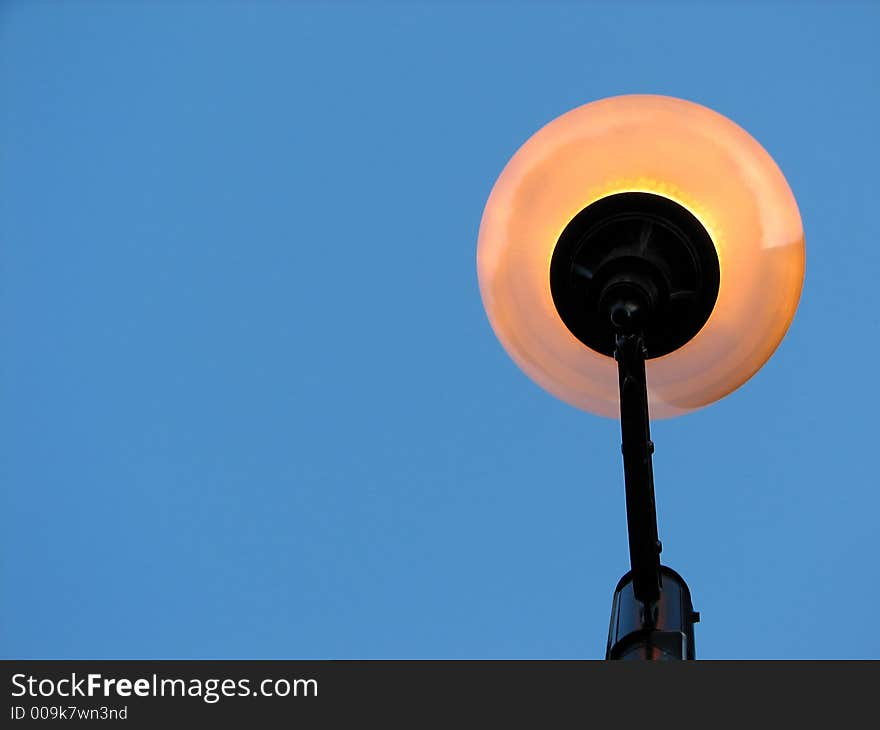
615, 331, 662, 614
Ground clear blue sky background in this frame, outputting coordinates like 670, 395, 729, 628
2, 1, 878, 660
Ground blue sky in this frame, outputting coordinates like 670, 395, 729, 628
2, 1, 878, 659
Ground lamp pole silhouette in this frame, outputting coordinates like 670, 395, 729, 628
477, 95, 805, 660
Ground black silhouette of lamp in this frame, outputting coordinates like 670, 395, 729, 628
477, 95, 805, 659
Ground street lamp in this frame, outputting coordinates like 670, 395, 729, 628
477, 95, 804, 659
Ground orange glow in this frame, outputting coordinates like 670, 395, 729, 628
477, 95, 805, 419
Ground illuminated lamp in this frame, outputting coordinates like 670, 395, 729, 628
477, 95, 804, 659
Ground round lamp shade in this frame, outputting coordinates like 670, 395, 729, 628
477, 94, 805, 419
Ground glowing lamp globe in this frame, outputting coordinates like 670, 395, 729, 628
477, 94, 805, 418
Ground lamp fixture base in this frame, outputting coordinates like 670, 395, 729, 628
607, 566, 699, 660
549, 192, 720, 358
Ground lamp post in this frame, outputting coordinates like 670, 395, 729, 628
476, 95, 805, 659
